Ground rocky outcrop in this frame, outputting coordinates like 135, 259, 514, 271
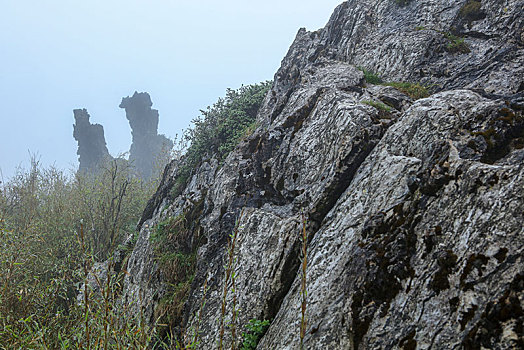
119, 92, 173, 180
122, 0, 523, 349
259, 89, 524, 349
73, 109, 111, 173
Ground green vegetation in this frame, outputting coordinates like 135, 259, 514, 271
185, 81, 271, 166
358, 67, 429, 100
363, 100, 393, 112
384, 81, 430, 99
358, 67, 383, 85
0, 81, 272, 348
150, 212, 204, 341
444, 32, 470, 54
218, 208, 244, 350
412, 24, 470, 55
241, 319, 271, 350
459, 0, 481, 17
0, 156, 158, 348
171, 81, 271, 198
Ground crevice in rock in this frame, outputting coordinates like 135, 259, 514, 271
138, 159, 183, 229
281, 88, 324, 137
398, 329, 417, 350
309, 125, 387, 228
416, 141, 452, 196
265, 238, 302, 321
460, 253, 489, 290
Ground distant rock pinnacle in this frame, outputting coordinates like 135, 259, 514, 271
73, 109, 111, 174
119, 92, 173, 180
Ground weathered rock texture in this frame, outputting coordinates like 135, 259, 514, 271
122, 0, 524, 349
120, 92, 173, 180
73, 109, 111, 173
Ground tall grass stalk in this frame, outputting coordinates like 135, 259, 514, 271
79, 221, 91, 350
231, 269, 238, 350
218, 208, 244, 350
189, 276, 209, 348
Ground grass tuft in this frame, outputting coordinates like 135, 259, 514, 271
363, 100, 393, 112
218, 208, 244, 350
384, 82, 430, 100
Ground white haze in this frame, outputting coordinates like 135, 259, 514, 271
0, 0, 344, 180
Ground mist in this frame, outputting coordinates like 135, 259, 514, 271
0, 0, 343, 180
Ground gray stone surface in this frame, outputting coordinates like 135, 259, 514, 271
120, 1, 524, 349
260, 90, 524, 349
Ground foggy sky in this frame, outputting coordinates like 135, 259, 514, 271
0, 0, 343, 180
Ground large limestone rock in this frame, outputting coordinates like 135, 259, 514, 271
260, 89, 524, 349
72, 109, 111, 173
119, 92, 173, 180
121, 0, 524, 349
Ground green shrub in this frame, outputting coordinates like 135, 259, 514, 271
184, 81, 271, 167
444, 32, 470, 54
358, 67, 383, 84
150, 204, 206, 335
241, 319, 271, 350
357, 66, 430, 100
169, 81, 271, 199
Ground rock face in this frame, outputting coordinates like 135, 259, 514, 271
119, 92, 173, 180
73, 109, 111, 173
122, 0, 524, 349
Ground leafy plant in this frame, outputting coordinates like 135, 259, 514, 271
185, 82, 271, 166
169, 82, 271, 199
358, 67, 383, 85
459, 0, 485, 24
150, 214, 200, 337
241, 319, 270, 350
444, 32, 470, 54
356, 65, 430, 100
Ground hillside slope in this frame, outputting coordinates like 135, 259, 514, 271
122, 0, 523, 348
